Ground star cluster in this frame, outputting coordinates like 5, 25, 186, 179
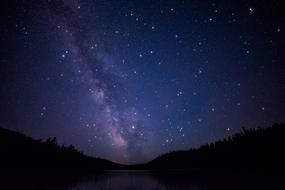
0, 0, 284, 164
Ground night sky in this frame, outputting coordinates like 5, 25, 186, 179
1, 0, 284, 164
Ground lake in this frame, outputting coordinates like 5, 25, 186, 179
1, 170, 283, 189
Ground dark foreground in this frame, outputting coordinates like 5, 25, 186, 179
1, 123, 285, 189
1, 170, 284, 190
1, 123, 285, 172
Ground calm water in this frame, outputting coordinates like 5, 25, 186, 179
1, 170, 284, 190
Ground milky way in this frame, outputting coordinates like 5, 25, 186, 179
47, 0, 152, 163
1, 0, 285, 164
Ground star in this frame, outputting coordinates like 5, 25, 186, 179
177, 91, 183, 96
249, 7, 254, 13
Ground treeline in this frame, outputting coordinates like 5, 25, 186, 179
147, 123, 285, 171
0, 127, 122, 173
1, 123, 285, 173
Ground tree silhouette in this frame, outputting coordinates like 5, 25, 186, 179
0, 126, 123, 174
147, 123, 285, 172
0, 123, 284, 173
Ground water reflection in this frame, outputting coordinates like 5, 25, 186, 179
1, 170, 284, 190
68, 171, 209, 190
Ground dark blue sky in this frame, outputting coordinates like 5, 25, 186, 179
1, 0, 284, 164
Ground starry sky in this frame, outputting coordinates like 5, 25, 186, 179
0, 0, 285, 164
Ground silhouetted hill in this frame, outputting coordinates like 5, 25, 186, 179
0, 127, 123, 173
1, 123, 285, 174
147, 123, 285, 172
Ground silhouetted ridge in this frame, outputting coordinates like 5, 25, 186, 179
1, 123, 285, 173
0, 127, 122, 172
147, 123, 285, 171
